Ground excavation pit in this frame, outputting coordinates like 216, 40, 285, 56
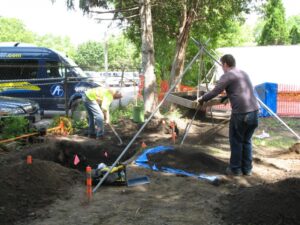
0, 136, 139, 225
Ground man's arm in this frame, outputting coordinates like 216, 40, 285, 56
201, 74, 229, 102
103, 110, 110, 124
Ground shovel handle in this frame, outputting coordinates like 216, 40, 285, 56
108, 123, 123, 145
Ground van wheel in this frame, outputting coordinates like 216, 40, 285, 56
70, 99, 86, 120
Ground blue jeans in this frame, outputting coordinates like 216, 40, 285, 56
229, 110, 258, 174
83, 95, 104, 137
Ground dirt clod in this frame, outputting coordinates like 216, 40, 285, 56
289, 142, 300, 154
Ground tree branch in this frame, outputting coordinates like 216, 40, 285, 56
89, 6, 139, 14
94, 14, 139, 21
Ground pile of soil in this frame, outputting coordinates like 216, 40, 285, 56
0, 136, 139, 225
147, 146, 227, 175
0, 159, 82, 225
219, 178, 300, 225
289, 142, 300, 154
1, 116, 299, 225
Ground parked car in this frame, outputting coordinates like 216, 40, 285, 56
84, 71, 106, 87
102, 71, 140, 87
0, 96, 42, 123
122, 72, 140, 86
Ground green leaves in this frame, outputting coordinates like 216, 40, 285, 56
259, 0, 288, 45
0, 17, 76, 58
289, 25, 300, 44
0, 18, 34, 43
74, 41, 104, 70
0, 116, 30, 140
74, 35, 140, 71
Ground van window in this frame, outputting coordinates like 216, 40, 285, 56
61, 57, 87, 78
0, 59, 39, 80
45, 61, 62, 78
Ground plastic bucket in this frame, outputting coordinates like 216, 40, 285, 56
133, 106, 144, 123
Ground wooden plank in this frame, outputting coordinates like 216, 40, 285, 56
203, 97, 229, 106
166, 94, 197, 108
166, 92, 229, 109
173, 91, 198, 97
206, 110, 231, 119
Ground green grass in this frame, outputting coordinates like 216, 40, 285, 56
253, 117, 300, 149
258, 117, 300, 130
253, 136, 295, 149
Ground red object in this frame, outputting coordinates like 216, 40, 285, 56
104, 151, 108, 158
158, 80, 196, 102
86, 166, 92, 173
141, 141, 147, 148
74, 154, 80, 165
138, 74, 145, 98
26, 155, 32, 164
172, 132, 176, 144
86, 166, 92, 199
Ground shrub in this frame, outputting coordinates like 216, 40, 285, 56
0, 116, 30, 139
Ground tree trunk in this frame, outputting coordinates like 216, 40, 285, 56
139, 0, 158, 114
170, 1, 197, 91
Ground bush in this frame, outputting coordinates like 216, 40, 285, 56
0, 116, 31, 139
110, 104, 134, 124
72, 118, 88, 132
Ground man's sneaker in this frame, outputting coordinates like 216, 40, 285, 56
95, 136, 104, 140
225, 167, 242, 176
88, 134, 96, 139
243, 171, 252, 176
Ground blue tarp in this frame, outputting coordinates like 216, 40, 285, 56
135, 146, 219, 183
255, 82, 278, 117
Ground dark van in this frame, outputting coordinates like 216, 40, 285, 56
0, 43, 98, 116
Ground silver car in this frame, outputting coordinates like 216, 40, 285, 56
0, 96, 42, 123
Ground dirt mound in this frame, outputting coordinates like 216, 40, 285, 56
0, 159, 82, 225
147, 146, 227, 175
219, 178, 300, 225
289, 142, 300, 154
0, 136, 141, 225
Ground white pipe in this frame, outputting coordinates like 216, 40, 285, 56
256, 97, 300, 140
92, 48, 203, 193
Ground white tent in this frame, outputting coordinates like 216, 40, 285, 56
215, 45, 300, 86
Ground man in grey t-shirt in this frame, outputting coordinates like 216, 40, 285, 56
199, 54, 259, 176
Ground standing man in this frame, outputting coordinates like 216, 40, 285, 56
83, 87, 122, 139
198, 54, 259, 176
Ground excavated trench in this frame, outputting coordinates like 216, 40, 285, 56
0, 136, 139, 225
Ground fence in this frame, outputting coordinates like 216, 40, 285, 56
156, 81, 300, 117
277, 84, 300, 117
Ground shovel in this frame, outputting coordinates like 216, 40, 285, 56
107, 123, 123, 145
127, 176, 150, 187
125, 165, 150, 187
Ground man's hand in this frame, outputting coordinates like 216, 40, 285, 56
197, 96, 205, 106
104, 110, 110, 124
220, 96, 228, 104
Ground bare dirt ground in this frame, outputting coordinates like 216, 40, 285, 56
0, 115, 300, 225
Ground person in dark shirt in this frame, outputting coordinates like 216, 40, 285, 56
199, 54, 259, 176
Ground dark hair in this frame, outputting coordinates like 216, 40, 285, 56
220, 54, 236, 67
